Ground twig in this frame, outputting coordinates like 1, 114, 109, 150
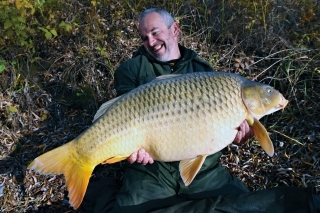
272, 130, 304, 146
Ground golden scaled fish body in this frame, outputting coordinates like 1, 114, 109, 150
28, 72, 288, 209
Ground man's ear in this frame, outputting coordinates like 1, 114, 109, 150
172, 22, 180, 36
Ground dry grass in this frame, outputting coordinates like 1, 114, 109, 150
0, 0, 319, 212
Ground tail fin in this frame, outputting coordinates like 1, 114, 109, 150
28, 141, 94, 209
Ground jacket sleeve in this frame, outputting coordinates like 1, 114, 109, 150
114, 61, 140, 96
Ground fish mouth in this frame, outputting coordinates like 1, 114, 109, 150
278, 95, 289, 110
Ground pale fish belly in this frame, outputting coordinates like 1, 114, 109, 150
142, 109, 247, 161
140, 92, 248, 161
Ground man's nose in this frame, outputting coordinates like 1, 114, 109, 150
147, 36, 155, 46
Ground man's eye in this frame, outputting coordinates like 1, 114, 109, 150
153, 31, 160, 36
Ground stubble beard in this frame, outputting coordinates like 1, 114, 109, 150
148, 43, 171, 62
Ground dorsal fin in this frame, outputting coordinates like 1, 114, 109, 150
92, 96, 122, 123
153, 74, 182, 82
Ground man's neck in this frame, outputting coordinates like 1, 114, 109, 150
170, 44, 181, 60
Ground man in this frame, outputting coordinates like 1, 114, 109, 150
83, 8, 319, 213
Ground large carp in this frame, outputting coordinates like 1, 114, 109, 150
28, 72, 288, 209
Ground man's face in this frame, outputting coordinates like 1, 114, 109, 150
139, 12, 179, 62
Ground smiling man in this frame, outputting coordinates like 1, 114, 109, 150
139, 10, 181, 62
82, 8, 320, 213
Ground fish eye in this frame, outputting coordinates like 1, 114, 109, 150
267, 87, 272, 93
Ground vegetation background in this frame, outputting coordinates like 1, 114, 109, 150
0, 0, 319, 212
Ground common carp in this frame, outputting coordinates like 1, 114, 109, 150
28, 72, 288, 209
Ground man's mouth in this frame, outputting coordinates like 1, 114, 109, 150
150, 43, 163, 53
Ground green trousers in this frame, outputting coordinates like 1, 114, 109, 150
82, 152, 320, 213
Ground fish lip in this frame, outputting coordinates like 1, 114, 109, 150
279, 96, 289, 110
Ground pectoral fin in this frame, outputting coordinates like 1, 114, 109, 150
102, 156, 128, 164
251, 118, 274, 157
179, 155, 207, 186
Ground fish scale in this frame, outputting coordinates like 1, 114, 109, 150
84, 73, 247, 163
28, 72, 288, 209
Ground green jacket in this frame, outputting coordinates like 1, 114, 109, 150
114, 45, 214, 96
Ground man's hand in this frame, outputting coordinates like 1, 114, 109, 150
234, 120, 254, 144
128, 148, 154, 165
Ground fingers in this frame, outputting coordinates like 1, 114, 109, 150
137, 149, 154, 165
136, 149, 146, 163
234, 130, 243, 144
141, 151, 154, 165
128, 151, 137, 164
240, 120, 248, 133
127, 149, 154, 165
233, 120, 254, 144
